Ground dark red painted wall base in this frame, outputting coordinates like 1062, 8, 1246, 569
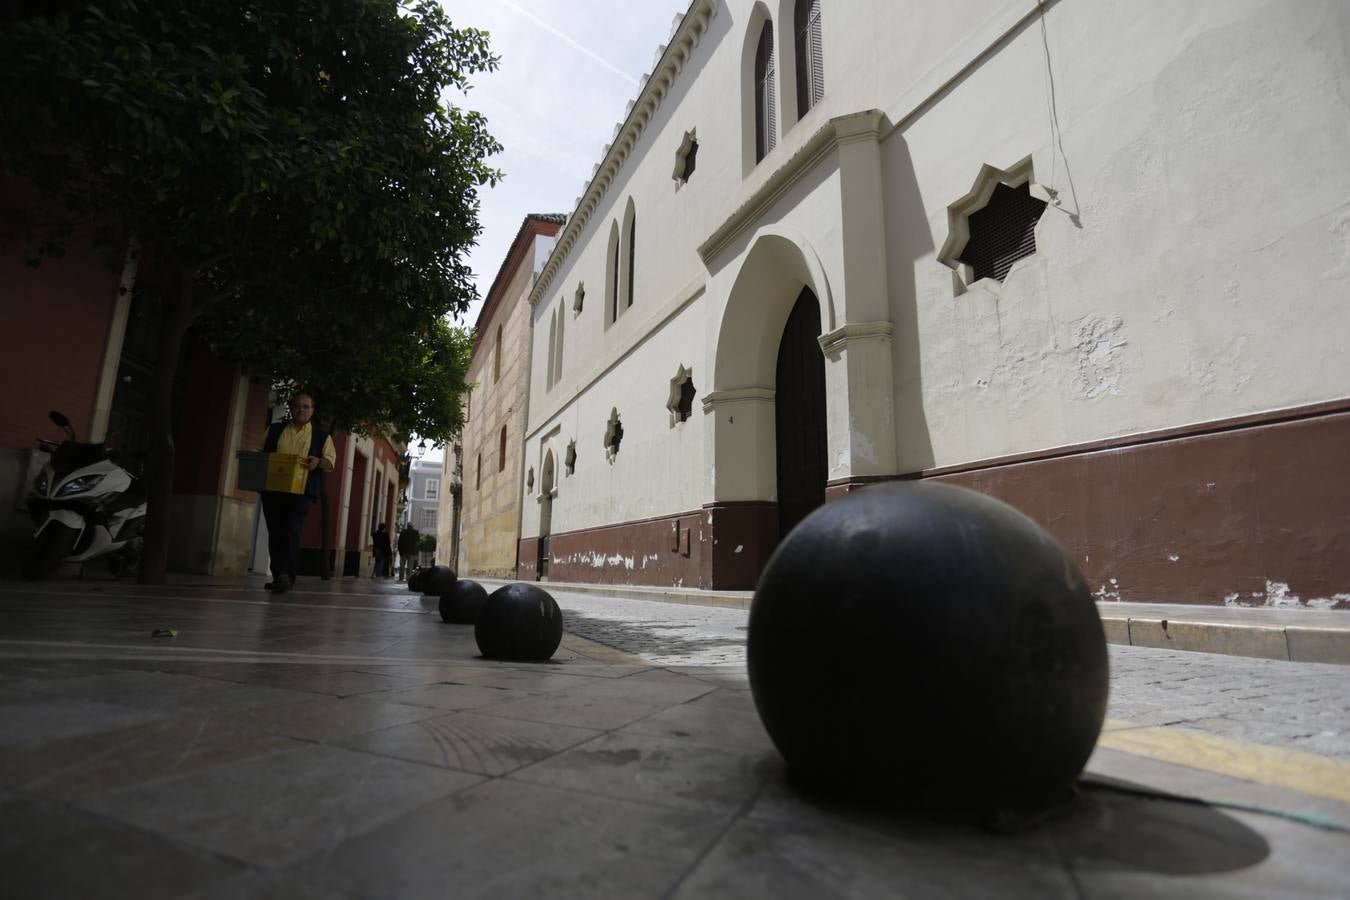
519, 401, 1350, 605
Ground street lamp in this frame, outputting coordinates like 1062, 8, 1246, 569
416, 439, 428, 459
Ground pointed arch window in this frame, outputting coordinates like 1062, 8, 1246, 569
605, 221, 621, 326
625, 212, 636, 309
754, 21, 777, 163
546, 310, 557, 390
553, 299, 565, 383
493, 325, 503, 382
794, 0, 823, 118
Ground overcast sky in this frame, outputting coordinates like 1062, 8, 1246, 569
419, 1, 687, 461
439, 0, 688, 323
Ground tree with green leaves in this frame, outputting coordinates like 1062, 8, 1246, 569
0, 0, 500, 583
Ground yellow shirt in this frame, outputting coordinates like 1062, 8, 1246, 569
262, 421, 337, 469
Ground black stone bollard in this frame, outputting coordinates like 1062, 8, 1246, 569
407, 567, 425, 593
474, 583, 564, 661
747, 481, 1108, 816
421, 565, 457, 596
440, 578, 489, 624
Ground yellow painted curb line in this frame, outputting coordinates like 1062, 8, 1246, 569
1099, 718, 1350, 805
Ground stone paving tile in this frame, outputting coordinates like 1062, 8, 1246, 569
171, 868, 363, 900
285, 778, 727, 900
621, 687, 776, 754
17, 669, 317, 715
210, 694, 447, 742
0, 791, 247, 900
0, 694, 167, 747
510, 728, 775, 814
0, 715, 302, 801
1086, 746, 1350, 832
334, 711, 602, 776
78, 743, 483, 867
471, 669, 716, 731
372, 681, 534, 711
168, 662, 418, 698
669, 814, 1078, 899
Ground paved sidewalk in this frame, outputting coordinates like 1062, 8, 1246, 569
0, 574, 1347, 898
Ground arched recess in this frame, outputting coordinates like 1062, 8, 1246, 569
554, 298, 565, 384
604, 220, 621, 326
619, 197, 637, 312
713, 229, 834, 394
546, 310, 557, 389
708, 229, 834, 505
739, 2, 779, 175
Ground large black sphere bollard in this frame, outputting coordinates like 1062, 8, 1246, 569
407, 567, 426, 593
440, 579, 489, 624
474, 583, 564, 661
421, 565, 457, 596
747, 482, 1108, 815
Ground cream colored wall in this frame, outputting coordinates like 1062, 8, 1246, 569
459, 240, 539, 577
889, 0, 1350, 470
522, 0, 1350, 536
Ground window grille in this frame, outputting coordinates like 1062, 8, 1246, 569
795, 0, 823, 117
677, 379, 696, 422
755, 21, 777, 162
625, 214, 636, 309
681, 140, 698, 181
957, 182, 1047, 283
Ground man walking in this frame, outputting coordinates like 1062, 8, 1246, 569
260, 393, 336, 593
397, 523, 420, 581
372, 523, 392, 579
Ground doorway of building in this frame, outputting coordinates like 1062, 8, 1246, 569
537, 452, 554, 579
775, 287, 827, 538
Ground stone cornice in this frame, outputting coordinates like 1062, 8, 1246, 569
818, 321, 894, 357
528, 0, 718, 309
698, 109, 886, 264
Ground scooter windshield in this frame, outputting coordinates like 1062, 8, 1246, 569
52, 442, 107, 476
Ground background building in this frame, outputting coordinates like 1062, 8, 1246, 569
400, 457, 443, 568
517, 0, 1350, 607
454, 214, 564, 579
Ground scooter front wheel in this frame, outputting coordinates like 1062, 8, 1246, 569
22, 521, 80, 580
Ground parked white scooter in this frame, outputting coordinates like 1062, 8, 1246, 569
23, 410, 147, 579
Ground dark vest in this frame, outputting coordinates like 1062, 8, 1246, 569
263, 421, 328, 499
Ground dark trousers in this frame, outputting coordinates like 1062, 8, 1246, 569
262, 491, 313, 582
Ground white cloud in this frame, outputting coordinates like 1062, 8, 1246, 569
438, 0, 686, 328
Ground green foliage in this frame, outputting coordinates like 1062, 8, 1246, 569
0, 0, 500, 440
418, 534, 437, 553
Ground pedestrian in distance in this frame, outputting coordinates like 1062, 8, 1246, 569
372, 522, 392, 579
396, 524, 420, 581
259, 393, 335, 594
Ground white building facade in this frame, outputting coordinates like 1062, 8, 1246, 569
519, 0, 1350, 605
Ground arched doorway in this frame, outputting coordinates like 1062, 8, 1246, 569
775, 287, 826, 537
537, 451, 555, 580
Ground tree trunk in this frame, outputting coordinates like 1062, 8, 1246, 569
137, 269, 197, 585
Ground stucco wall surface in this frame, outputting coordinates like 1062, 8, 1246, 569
891, 0, 1350, 471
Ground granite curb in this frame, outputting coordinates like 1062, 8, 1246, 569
495, 578, 1350, 666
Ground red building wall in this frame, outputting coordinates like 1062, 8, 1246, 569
0, 181, 119, 448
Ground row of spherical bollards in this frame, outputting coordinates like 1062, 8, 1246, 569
409, 566, 562, 663
747, 482, 1109, 817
